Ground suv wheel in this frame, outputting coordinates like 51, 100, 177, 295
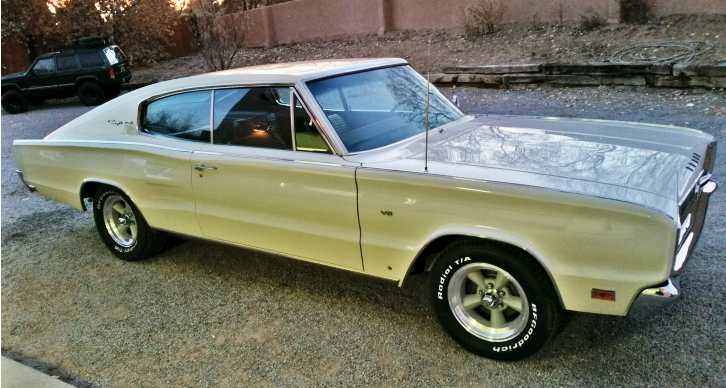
2, 90, 29, 114
430, 239, 563, 361
78, 82, 105, 106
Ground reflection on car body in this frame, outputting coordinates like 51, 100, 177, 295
13, 58, 718, 360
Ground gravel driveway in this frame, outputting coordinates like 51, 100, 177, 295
2, 87, 725, 388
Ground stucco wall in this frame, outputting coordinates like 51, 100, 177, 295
243, 0, 724, 47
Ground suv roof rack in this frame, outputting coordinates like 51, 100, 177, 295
48, 36, 111, 53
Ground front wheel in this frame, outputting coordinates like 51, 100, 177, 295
2, 90, 29, 114
93, 185, 167, 261
430, 239, 562, 361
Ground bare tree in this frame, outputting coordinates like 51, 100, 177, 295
462, 0, 508, 35
194, 0, 248, 71
552, 1, 566, 28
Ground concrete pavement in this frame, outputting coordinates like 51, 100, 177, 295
2, 357, 74, 388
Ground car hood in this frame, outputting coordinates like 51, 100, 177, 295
346, 115, 715, 217
1, 72, 26, 81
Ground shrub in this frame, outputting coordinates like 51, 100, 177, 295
620, 0, 655, 24
462, 0, 508, 35
580, 12, 606, 31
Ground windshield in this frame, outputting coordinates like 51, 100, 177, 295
306, 65, 464, 153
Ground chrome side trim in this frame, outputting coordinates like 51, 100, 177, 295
20, 139, 195, 153
359, 165, 676, 219
151, 227, 399, 284
192, 148, 353, 168
627, 277, 680, 319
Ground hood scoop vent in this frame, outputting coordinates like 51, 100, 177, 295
686, 153, 701, 172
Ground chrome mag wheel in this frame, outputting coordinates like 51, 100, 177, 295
447, 262, 529, 342
102, 194, 138, 248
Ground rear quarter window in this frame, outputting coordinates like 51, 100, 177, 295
78, 52, 106, 68
142, 91, 212, 143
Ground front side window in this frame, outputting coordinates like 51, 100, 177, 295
213, 87, 293, 150
142, 91, 212, 142
32, 58, 55, 73
306, 65, 464, 153
57, 55, 79, 71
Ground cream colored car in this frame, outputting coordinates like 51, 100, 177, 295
13, 59, 718, 360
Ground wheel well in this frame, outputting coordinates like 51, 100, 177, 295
403, 234, 565, 308
406, 235, 462, 278
79, 181, 102, 211
75, 78, 99, 91
2, 85, 22, 96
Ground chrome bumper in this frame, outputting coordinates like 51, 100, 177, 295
628, 277, 680, 319
673, 176, 717, 275
628, 175, 717, 319
15, 169, 36, 192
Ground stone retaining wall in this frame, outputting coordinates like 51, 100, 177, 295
432, 63, 726, 89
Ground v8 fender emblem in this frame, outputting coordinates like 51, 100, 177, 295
380, 210, 393, 216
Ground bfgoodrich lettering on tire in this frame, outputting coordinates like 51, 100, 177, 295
92, 185, 167, 261
430, 238, 562, 361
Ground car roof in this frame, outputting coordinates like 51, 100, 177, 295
196, 58, 408, 82
130, 58, 409, 98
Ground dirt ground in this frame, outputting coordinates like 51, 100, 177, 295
132, 14, 726, 84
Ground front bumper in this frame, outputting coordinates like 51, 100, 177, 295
628, 277, 680, 319
15, 169, 36, 192
628, 175, 717, 319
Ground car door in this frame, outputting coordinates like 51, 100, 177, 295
191, 86, 363, 270
55, 54, 80, 95
26, 57, 57, 96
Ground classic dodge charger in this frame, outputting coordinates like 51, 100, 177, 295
13, 59, 718, 360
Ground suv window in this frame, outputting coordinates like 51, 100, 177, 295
78, 52, 105, 68
32, 58, 55, 73
57, 55, 79, 71
212, 87, 293, 150
142, 91, 212, 142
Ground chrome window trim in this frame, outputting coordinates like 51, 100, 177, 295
289, 87, 296, 152
136, 82, 295, 143
291, 87, 337, 154
298, 63, 465, 156
295, 80, 348, 155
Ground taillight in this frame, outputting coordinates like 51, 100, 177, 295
109, 68, 115, 78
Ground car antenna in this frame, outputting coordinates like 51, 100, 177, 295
425, 40, 430, 172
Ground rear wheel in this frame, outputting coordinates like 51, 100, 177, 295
2, 90, 29, 114
430, 239, 562, 361
78, 82, 105, 106
93, 185, 167, 261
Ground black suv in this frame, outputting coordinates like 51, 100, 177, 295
1, 36, 132, 114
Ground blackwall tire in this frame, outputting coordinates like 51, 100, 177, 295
78, 82, 105, 106
2, 90, 29, 114
430, 239, 562, 361
93, 185, 167, 261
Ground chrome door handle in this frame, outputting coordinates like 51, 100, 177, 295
194, 165, 217, 171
